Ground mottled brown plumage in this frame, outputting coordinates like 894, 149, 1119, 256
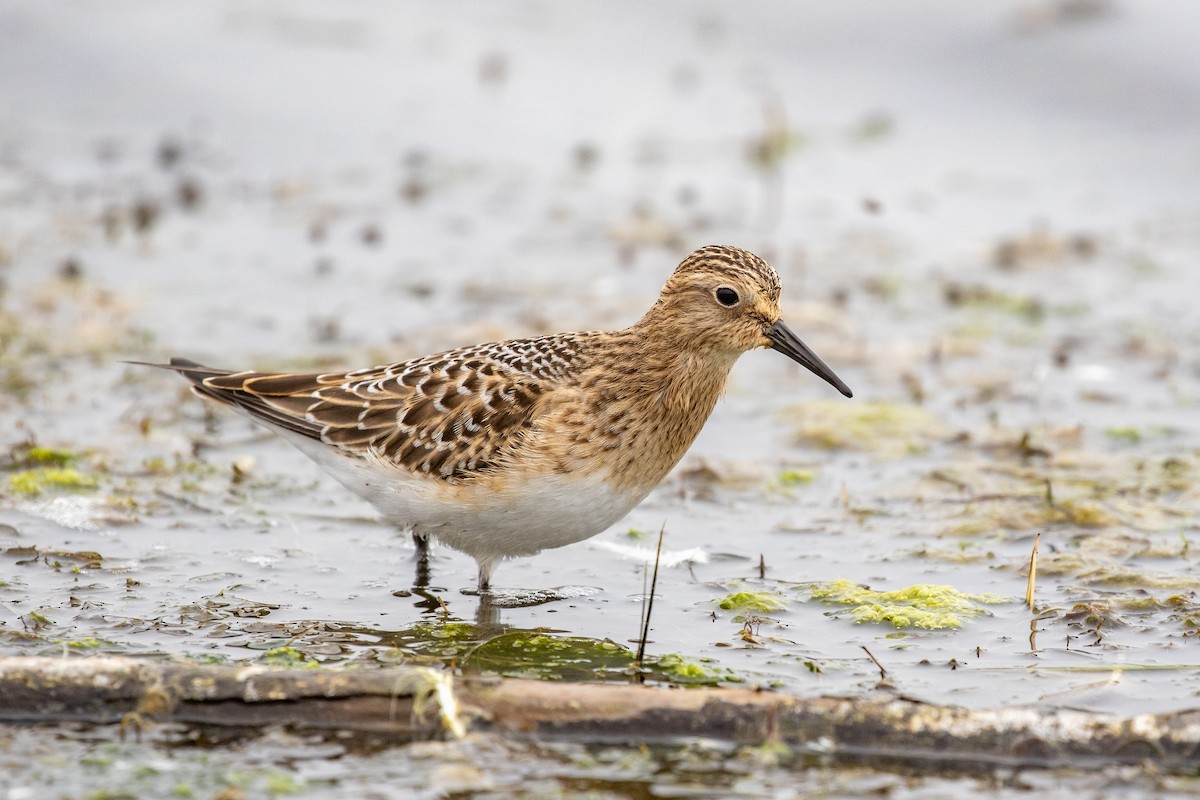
142, 245, 852, 591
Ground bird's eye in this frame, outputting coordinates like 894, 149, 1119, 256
715, 287, 740, 307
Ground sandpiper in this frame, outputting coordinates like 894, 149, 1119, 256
142, 245, 851, 591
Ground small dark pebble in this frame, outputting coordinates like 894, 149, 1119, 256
400, 178, 429, 204
176, 177, 203, 210
132, 200, 161, 233
574, 143, 599, 171
479, 52, 509, 86
101, 206, 123, 241
943, 282, 965, 306
157, 136, 184, 169
59, 257, 84, 281
994, 240, 1020, 270
1069, 233, 1097, 259
1056, 343, 1075, 371
94, 138, 121, 163
309, 317, 341, 344
901, 371, 925, 404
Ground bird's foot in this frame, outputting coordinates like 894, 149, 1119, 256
461, 585, 600, 608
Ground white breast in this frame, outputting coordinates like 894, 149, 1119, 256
287, 434, 643, 564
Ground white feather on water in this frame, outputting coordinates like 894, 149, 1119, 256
590, 539, 709, 567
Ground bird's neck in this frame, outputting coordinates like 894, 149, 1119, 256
577, 324, 739, 492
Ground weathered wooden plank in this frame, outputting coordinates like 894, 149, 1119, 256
0, 657, 1197, 772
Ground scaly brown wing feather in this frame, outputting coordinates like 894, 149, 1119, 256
153, 334, 587, 481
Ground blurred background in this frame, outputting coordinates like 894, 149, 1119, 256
2, 0, 1197, 376
2, 3, 1200, 793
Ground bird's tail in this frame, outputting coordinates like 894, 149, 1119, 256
124, 357, 234, 383
124, 358, 240, 406
125, 358, 323, 440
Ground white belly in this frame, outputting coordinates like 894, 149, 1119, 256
289, 436, 643, 564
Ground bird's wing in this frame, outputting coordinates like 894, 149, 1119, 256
155, 334, 585, 481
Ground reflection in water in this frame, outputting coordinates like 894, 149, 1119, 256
474, 593, 502, 628
337, 593, 734, 685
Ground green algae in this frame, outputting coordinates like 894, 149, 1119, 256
1105, 427, 1142, 444
6, 467, 98, 495
64, 637, 107, 649
910, 544, 997, 564
263, 772, 299, 795
811, 578, 1010, 629
22, 610, 53, 630
1055, 498, 1116, 527
1076, 565, 1200, 590
373, 621, 748, 687
652, 653, 743, 685
465, 631, 634, 681
926, 451, 1200, 542
1176, 609, 1200, 637
259, 646, 318, 669
4, 545, 103, 565
769, 468, 817, 493
786, 400, 943, 455
370, 620, 483, 663
777, 469, 815, 486
717, 590, 788, 612
8, 446, 79, 468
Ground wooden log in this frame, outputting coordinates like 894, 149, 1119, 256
1, 656, 1198, 772
464, 677, 1200, 769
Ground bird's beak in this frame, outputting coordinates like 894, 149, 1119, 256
765, 320, 853, 398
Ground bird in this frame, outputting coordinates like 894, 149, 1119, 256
137, 245, 851, 593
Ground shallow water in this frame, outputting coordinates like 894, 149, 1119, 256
2, 1, 1200, 796
7, 725, 1200, 800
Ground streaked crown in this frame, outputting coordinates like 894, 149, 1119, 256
669, 245, 781, 301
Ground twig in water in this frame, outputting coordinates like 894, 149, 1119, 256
154, 489, 222, 515
638, 559, 649, 646
635, 523, 666, 669
1025, 532, 1041, 610
862, 646, 888, 681
758, 553, 766, 580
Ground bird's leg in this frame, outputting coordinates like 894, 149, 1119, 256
477, 559, 495, 594
412, 532, 431, 588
